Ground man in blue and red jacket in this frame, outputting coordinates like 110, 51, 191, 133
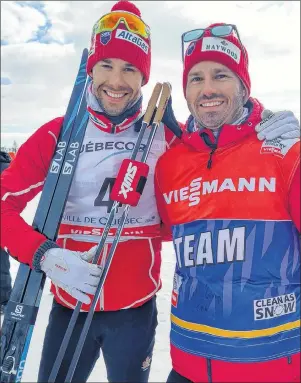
155, 23, 300, 383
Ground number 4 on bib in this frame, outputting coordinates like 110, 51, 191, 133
110, 159, 149, 206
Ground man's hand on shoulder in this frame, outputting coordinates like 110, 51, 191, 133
256, 110, 300, 141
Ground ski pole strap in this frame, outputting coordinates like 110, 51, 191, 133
110, 159, 149, 206
161, 96, 183, 139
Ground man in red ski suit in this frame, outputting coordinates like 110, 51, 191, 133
1, 5, 300, 382
155, 23, 300, 383
1, 2, 176, 381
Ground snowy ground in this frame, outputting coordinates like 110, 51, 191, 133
7, 195, 176, 382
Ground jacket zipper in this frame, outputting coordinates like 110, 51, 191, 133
207, 147, 216, 169
200, 131, 219, 169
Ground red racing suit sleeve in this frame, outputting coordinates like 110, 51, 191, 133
0, 117, 63, 267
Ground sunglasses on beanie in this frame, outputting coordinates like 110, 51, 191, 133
181, 24, 246, 61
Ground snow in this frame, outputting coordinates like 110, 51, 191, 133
7, 195, 176, 382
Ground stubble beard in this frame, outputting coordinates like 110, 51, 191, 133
191, 89, 245, 130
95, 89, 130, 116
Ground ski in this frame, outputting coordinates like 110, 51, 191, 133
0, 48, 89, 383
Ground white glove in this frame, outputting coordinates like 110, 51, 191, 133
40, 245, 101, 304
255, 110, 300, 141
80, 245, 98, 263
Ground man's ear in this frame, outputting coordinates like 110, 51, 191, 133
240, 81, 248, 104
240, 80, 246, 97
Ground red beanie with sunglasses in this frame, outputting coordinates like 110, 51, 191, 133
182, 23, 251, 98
87, 1, 151, 84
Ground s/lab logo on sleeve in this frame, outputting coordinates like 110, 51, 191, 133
254, 293, 296, 320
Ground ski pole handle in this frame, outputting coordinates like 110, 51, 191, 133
143, 82, 162, 125
153, 82, 172, 124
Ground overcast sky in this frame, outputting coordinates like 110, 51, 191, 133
1, 1, 300, 148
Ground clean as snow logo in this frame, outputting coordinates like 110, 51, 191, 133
201, 36, 241, 64
186, 41, 196, 56
119, 161, 137, 199
100, 31, 112, 45
115, 29, 149, 53
254, 293, 296, 320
